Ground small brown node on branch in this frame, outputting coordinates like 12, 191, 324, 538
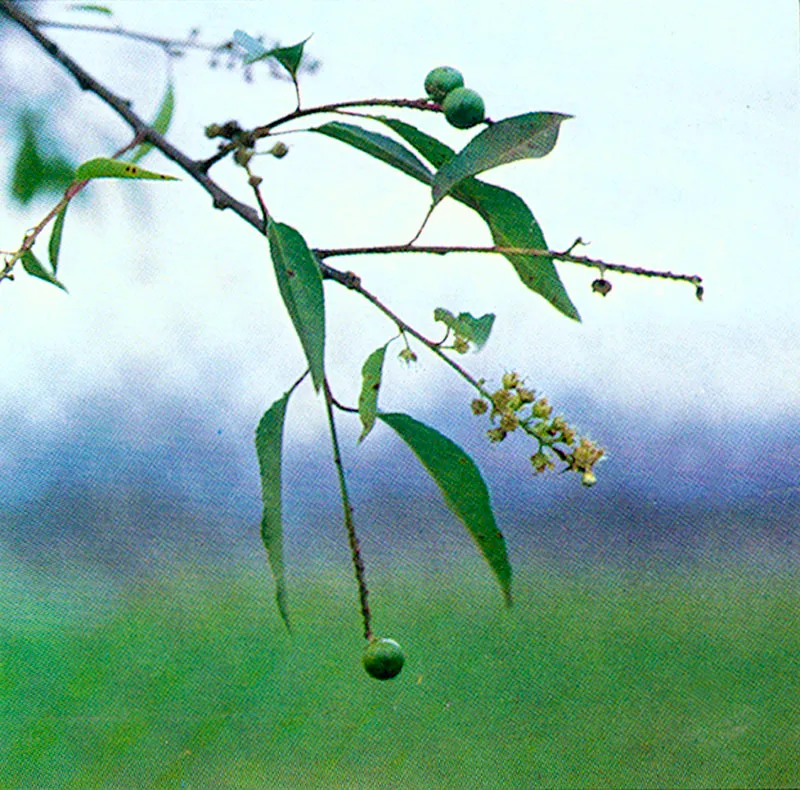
343, 271, 361, 289
591, 278, 612, 297
695, 284, 705, 301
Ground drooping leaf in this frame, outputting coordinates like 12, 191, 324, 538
20, 250, 67, 292
48, 204, 69, 274
377, 412, 512, 605
10, 114, 75, 205
358, 342, 390, 443
74, 158, 178, 181
267, 220, 326, 392
433, 308, 495, 350
313, 122, 433, 184
269, 36, 312, 78
455, 179, 581, 321
129, 80, 175, 164
376, 117, 580, 321
255, 390, 294, 631
69, 4, 113, 14
432, 112, 573, 204
10, 119, 44, 205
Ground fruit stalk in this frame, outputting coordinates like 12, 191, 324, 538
323, 378, 372, 640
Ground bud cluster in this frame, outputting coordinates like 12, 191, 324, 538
470, 370, 604, 486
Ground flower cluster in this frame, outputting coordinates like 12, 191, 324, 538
471, 371, 604, 486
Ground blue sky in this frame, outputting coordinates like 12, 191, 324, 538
1, 1, 798, 494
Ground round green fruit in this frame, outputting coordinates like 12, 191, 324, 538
362, 637, 405, 680
424, 66, 464, 102
442, 87, 485, 130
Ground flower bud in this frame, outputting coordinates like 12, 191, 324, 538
471, 398, 489, 415
234, 147, 253, 166
499, 412, 519, 432
491, 389, 512, 412
487, 427, 507, 443
269, 141, 289, 159
452, 336, 469, 354
530, 451, 554, 474
532, 398, 552, 420
501, 371, 521, 390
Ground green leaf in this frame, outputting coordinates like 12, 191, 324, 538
11, 118, 44, 205
358, 342, 390, 443
312, 122, 433, 184
267, 220, 326, 392
376, 117, 580, 321
377, 412, 512, 606
433, 308, 495, 350
375, 116, 454, 171
234, 30, 311, 77
432, 112, 573, 205
10, 114, 75, 206
20, 250, 67, 292
74, 158, 179, 181
255, 390, 294, 632
269, 36, 312, 78
48, 204, 69, 274
129, 81, 175, 164
233, 30, 269, 63
455, 179, 581, 322
69, 4, 113, 14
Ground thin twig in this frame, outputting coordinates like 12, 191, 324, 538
336, 276, 494, 401
31, 16, 321, 74
199, 97, 440, 171
315, 243, 704, 286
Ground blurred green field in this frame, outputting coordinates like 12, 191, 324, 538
1, 560, 798, 789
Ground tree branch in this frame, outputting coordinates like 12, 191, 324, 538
0, 0, 354, 287
314, 243, 704, 287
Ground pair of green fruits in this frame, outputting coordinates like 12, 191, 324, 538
424, 66, 486, 129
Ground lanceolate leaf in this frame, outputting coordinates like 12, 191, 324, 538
48, 204, 68, 274
376, 117, 580, 321
267, 220, 326, 392
69, 4, 113, 14
313, 122, 433, 184
455, 179, 580, 321
433, 308, 495, 350
130, 81, 175, 164
377, 412, 512, 606
358, 342, 390, 443
20, 250, 67, 292
432, 112, 573, 204
255, 390, 294, 631
75, 158, 178, 181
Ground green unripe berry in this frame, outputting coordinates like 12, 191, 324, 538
442, 87, 485, 129
424, 66, 464, 102
362, 637, 405, 680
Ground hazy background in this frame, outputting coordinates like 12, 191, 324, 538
1, 0, 798, 583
